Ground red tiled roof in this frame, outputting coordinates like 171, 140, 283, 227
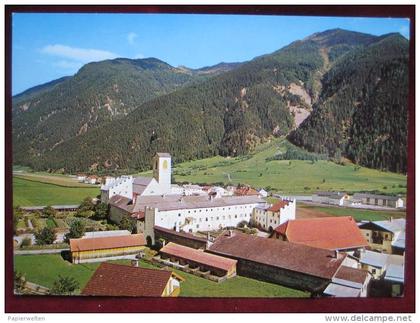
160, 242, 237, 272
81, 263, 172, 297
70, 234, 146, 252
208, 232, 346, 279
131, 211, 145, 220
267, 200, 290, 212
234, 186, 259, 196
273, 217, 368, 251
334, 266, 369, 284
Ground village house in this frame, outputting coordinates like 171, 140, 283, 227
271, 216, 368, 252
353, 193, 404, 208
323, 266, 370, 297
358, 249, 404, 296
312, 191, 348, 206
252, 199, 296, 232
358, 218, 405, 254
69, 233, 146, 264
82, 263, 184, 297
206, 231, 349, 294
157, 242, 237, 280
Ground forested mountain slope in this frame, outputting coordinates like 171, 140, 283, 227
12, 29, 409, 174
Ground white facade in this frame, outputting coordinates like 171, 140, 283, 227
150, 202, 261, 233
153, 153, 172, 194
258, 189, 268, 198
252, 199, 296, 231
101, 175, 133, 203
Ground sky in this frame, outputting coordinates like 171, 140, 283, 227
12, 13, 410, 95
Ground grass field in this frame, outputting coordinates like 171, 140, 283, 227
298, 204, 406, 222
14, 254, 309, 297
140, 138, 406, 195
14, 173, 96, 188
13, 177, 100, 207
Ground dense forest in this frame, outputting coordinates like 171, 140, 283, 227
12, 29, 409, 174
288, 33, 409, 173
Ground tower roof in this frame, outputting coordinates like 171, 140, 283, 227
156, 152, 171, 158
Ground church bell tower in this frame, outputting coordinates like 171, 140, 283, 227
153, 152, 171, 194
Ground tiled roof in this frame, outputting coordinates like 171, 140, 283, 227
234, 187, 259, 196
133, 194, 263, 212
133, 176, 153, 186
359, 250, 404, 269
334, 266, 368, 284
208, 232, 346, 279
315, 191, 347, 198
161, 242, 237, 271
154, 226, 207, 242
323, 283, 361, 297
267, 200, 290, 212
70, 234, 146, 252
109, 195, 133, 212
274, 217, 368, 250
81, 263, 172, 297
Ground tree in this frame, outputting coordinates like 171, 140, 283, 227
14, 271, 26, 294
74, 209, 93, 218
50, 275, 79, 295
94, 202, 109, 220
20, 237, 32, 248
119, 216, 136, 232
42, 206, 57, 218
78, 197, 95, 212
64, 220, 85, 243
35, 227, 56, 245
13, 206, 24, 234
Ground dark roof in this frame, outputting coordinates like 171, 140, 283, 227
315, 191, 346, 198
334, 266, 369, 284
154, 226, 207, 242
109, 195, 133, 212
274, 217, 368, 250
160, 242, 237, 271
208, 232, 346, 279
353, 193, 401, 201
133, 176, 153, 186
81, 263, 172, 297
70, 234, 146, 252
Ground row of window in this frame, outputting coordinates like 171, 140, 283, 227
181, 205, 254, 215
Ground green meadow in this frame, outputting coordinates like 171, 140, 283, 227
13, 177, 99, 207
14, 254, 309, 297
156, 138, 407, 195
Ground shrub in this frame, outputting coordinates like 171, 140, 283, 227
35, 227, 56, 245
20, 237, 32, 248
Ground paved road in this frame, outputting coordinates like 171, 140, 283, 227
14, 248, 69, 255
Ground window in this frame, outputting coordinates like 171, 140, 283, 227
216, 217, 219, 220
372, 269, 376, 274
206, 218, 208, 221
196, 225, 199, 229
235, 215, 237, 218
178, 213, 181, 217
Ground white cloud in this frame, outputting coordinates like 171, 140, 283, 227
41, 44, 119, 63
399, 25, 410, 38
53, 60, 83, 70
134, 53, 145, 59
127, 32, 138, 45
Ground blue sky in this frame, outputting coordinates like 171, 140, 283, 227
12, 13, 410, 95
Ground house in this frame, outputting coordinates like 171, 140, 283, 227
358, 250, 404, 296
77, 174, 86, 183
358, 218, 405, 254
81, 263, 184, 297
85, 175, 99, 185
359, 250, 404, 280
312, 192, 348, 206
234, 186, 260, 196
258, 188, 268, 198
271, 216, 368, 252
69, 233, 146, 263
353, 193, 404, 208
323, 266, 370, 297
207, 231, 348, 294
252, 199, 296, 232
158, 242, 237, 279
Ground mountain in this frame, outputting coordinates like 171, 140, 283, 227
12, 57, 237, 164
12, 29, 409, 175
288, 33, 409, 173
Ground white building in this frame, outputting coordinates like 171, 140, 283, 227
101, 175, 133, 204
312, 191, 348, 206
258, 189, 268, 198
252, 199, 296, 231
